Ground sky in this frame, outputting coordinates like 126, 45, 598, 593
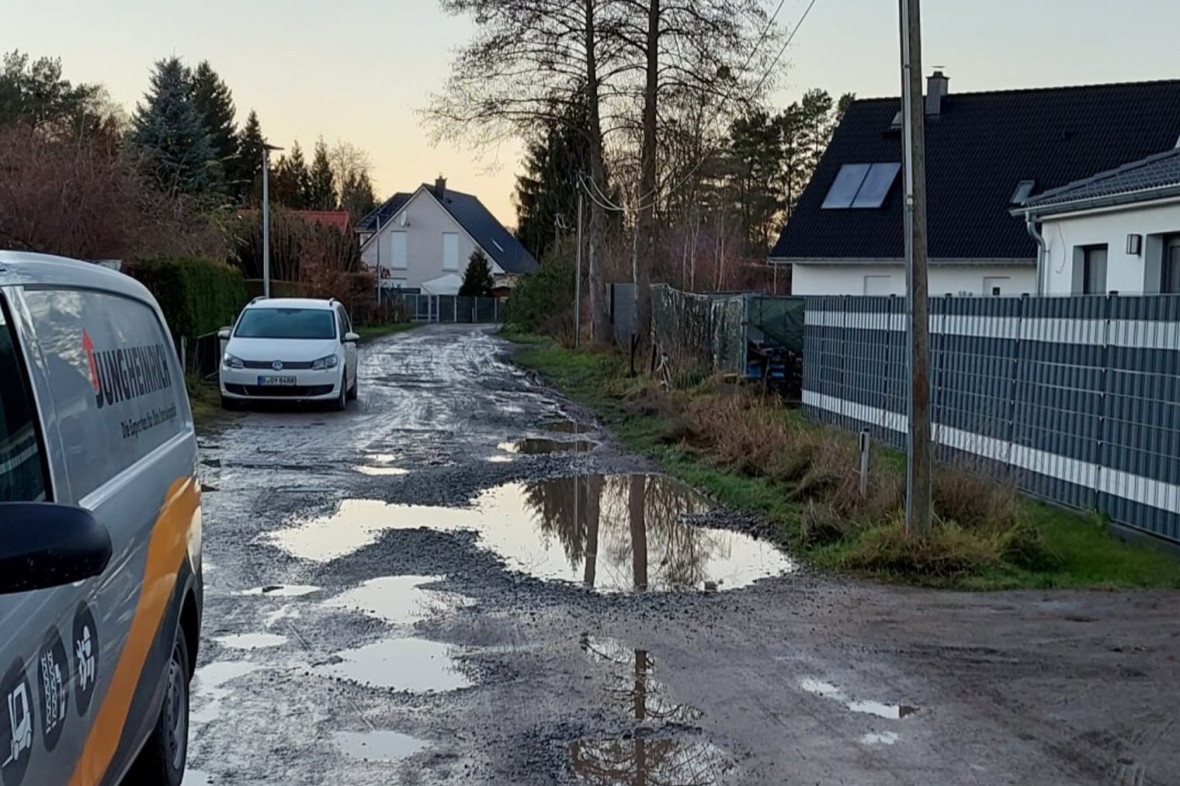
4, 0, 1179, 225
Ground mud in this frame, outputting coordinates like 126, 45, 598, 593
191, 325, 1180, 786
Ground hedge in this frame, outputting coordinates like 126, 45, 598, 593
244, 279, 314, 299
127, 256, 248, 340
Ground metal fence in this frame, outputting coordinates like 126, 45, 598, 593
388, 294, 502, 324
802, 293, 1180, 543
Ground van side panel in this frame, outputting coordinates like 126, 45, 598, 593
16, 286, 200, 786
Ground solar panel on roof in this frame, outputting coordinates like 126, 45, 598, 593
851, 163, 901, 208
1009, 180, 1036, 205
822, 164, 871, 209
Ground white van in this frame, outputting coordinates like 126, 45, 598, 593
0, 251, 203, 786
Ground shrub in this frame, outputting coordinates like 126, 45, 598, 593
503, 251, 574, 341
839, 518, 1001, 581
127, 256, 247, 340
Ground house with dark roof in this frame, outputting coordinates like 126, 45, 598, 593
1012, 148, 1180, 295
770, 73, 1180, 297
355, 177, 539, 295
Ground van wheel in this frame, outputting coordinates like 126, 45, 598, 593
331, 370, 348, 411
127, 632, 190, 785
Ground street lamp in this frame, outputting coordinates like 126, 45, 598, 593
261, 143, 284, 298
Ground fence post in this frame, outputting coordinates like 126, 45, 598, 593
453, 296, 458, 324
1095, 292, 1114, 513
859, 428, 871, 498
1005, 294, 1025, 468
494, 298, 499, 323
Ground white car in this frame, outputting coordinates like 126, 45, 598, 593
219, 298, 359, 410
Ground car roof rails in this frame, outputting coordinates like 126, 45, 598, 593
249, 295, 267, 304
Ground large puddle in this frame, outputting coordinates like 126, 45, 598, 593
334, 729, 429, 762
268, 475, 794, 591
317, 637, 472, 692
498, 438, 596, 455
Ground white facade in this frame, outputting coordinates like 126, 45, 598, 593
360, 187, 505, 295
788, 261, 1037, 297
1036, 200, 1180, 295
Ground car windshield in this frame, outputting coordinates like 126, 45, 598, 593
234, 308, 336, 340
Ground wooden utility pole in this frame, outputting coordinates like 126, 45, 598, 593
899, 0, 933, 537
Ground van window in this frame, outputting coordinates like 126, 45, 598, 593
22, 288, 183, 500
0, 297, 49, 502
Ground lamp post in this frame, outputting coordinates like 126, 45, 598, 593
261, 143, 284, 298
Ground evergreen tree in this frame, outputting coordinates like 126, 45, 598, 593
728, 109, 785, 255
0, 50, 103, 135
191, 61, 238, 186
340, 170, 377, 221
513, 96, 591, 262
232, 109, 265, 206
271, 141, 311, 208
307, 138, 337, 210
459, 250, 495, 297
130, 57, 217, 198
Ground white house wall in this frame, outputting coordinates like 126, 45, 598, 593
789, 262, 1037, 297
1039, 201, 1180, 295
360, 190, 504, 291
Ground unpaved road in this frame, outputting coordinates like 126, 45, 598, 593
189, 325, 1180, 786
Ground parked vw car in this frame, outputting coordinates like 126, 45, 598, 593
0, 250, 203, 786
219, 298, 359, 410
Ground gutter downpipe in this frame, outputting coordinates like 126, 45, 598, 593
1024, 214, 1047, 296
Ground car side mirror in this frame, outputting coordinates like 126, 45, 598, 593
344, 332, 360, 343
0, 503, 112, 595
217, 328, 231, 340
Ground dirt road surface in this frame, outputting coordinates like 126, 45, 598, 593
188, 325, 1180, 786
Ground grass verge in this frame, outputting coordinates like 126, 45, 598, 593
186, 373, 226, 426
511, 337, 1180, 590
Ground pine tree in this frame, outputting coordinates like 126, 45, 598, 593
130, 57, 218, 198
232, 109, 265, 206
459, 250, 495, 297
191, 61, 238, 187
271, 141, 311, 208
307, 138, 337, 210
340, 170, 377, 221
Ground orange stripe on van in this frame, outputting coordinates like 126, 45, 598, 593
69, 476, 200, 786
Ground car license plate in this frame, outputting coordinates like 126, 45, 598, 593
257, 376, 297, 386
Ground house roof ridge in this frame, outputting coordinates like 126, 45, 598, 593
850, 77, 1180, 105
1026, 147, 1180, 205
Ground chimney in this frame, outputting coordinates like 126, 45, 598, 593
926, 70, 949, 116
434, 174, 447, 198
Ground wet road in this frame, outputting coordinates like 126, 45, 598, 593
190, 325, 1180, 785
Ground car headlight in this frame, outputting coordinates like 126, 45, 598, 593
312, 354, 339, 370
223, 353, 244, 370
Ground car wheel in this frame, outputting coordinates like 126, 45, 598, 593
346, 372, 358, 401
126, 631, 190, 786
331, 370, 348, 411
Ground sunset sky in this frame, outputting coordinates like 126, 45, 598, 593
5, 0, 1179, 225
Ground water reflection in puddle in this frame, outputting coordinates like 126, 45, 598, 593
355, 465, 409, 476
180, 770, 213, 786
861, 731, 899, 745
191, 661, 265, 725
318, 638, 472, 692
334, 730, 429, 762
214, 633, 287, 650
498, 439, 596, 455
269, 475, 793, 591
572, 636, 733, 783
798, 678, 918, 720
325, 575, 472, 625
569, 738, 732, 785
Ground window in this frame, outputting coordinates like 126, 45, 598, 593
234, 308, 336, 339
390, 231, 408, 270
0, 299, 49, 502
443, 232, 460, 271
1082, 246, 1108, 295
822, 163, 900, 209
1164, 236, 1180, 295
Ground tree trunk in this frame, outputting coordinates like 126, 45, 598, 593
585, 0, 612, 345
633, 0, 659, 347
583, 474, 601, 588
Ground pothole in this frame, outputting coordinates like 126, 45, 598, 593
498, 438, 596, 455
324, 575, 473, 625
239, 584, 321, 597
267, 475, 794, 591
317, 638, 472, 692
334, 729, 430, 762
